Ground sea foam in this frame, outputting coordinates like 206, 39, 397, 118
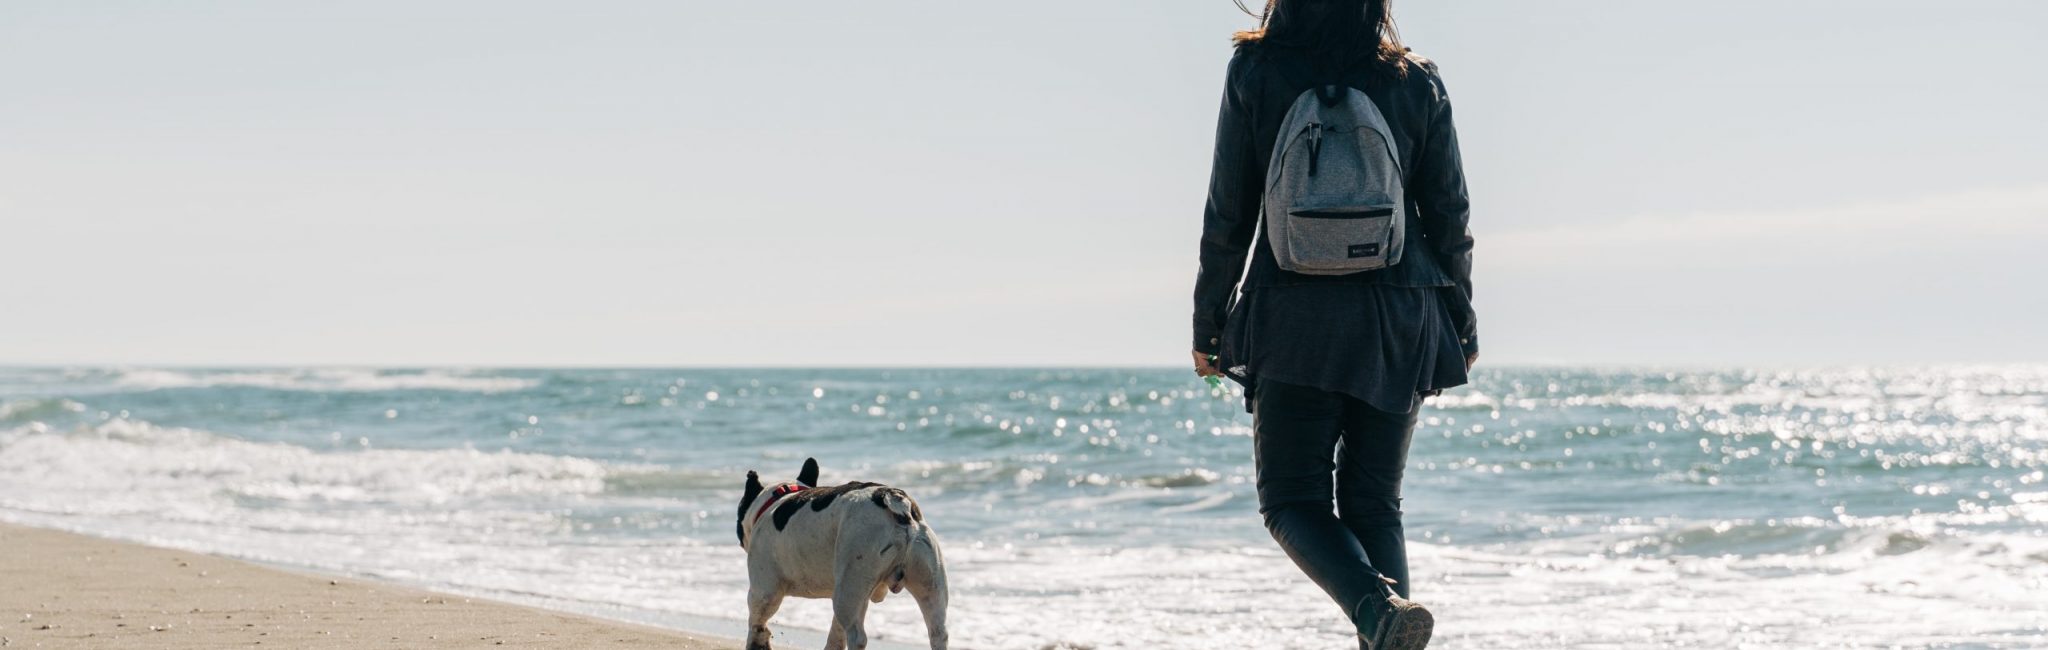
0, 419, 615, 516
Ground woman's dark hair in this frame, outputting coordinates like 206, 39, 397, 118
1233, 0, 1409, 77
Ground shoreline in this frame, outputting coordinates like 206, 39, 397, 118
0, 522, 740, 649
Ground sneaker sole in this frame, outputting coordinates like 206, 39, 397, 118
1382, 602, 1434, 650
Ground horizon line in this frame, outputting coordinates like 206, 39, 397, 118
3, 361, 2042, 371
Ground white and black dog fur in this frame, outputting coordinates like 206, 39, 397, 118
737, 458, 948, 650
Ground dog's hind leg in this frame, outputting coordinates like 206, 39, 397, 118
746, 585, 784, 650
905, 526, 949, 650
907, 572, 948, 650
822, 622, 844, 650
828, 575, 873, 650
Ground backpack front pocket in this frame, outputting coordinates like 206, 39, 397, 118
1282, 193, 1398, 272
1290, 206, 1395, 220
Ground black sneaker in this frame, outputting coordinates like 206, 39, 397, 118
1357, 580, 1433, 650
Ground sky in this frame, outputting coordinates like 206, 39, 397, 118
2, 1, 2044, 367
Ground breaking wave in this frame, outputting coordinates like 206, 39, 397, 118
0, 419, 619, 516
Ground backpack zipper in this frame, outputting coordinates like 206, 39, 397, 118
1306, 123, 1323, 177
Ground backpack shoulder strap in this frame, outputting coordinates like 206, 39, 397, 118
1267, 56, 1360, 108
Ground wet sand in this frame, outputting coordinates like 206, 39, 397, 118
0, 522, 737, 649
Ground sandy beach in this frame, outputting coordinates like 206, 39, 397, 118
0, 522, 736, 649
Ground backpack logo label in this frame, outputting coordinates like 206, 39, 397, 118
1348, 243, 1381, 258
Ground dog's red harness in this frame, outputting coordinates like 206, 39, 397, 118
751, 484, 806, 526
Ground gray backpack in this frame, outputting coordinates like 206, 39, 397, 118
1262, 84, 1406, 274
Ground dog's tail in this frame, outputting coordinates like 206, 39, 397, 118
873, 487, 926, 601
873, 486, 921, 527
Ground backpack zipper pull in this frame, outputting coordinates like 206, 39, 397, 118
1307, 123, 1323, 176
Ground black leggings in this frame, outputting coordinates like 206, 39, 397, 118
1252, 379, 1418, 632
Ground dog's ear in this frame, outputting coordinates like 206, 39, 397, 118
797, 458, 820, 487
739, 471, 764, 545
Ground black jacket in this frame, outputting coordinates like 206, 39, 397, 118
1192, 45, 1476, 356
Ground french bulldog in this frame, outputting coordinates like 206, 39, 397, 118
738, 458, 948, 650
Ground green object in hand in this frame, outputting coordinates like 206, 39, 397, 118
1204, 356, 1224, 390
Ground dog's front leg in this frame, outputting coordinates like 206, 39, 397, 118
746, 585, 785, 650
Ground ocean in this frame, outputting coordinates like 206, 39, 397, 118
1, 366, 2042, 648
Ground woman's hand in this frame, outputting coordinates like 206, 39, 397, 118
1466, 352, 1479, 371
1192, 350, 1222, 378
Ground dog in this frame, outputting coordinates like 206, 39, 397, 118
737, 458, 948, 650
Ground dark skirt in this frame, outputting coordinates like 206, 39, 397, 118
1217, 284, 1469, 414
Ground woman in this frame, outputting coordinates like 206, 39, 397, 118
1190, 1, 1476, 648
